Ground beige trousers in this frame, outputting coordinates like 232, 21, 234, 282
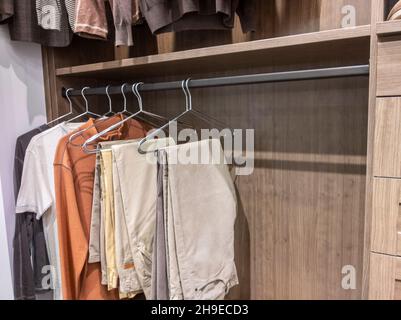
112, 138, 175, 299
162, 139, 239, 300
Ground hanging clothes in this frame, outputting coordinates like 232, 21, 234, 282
100, 149, 119, 291
139, 0, 256, 34
157, 139, 238, 300
0, 0, 13, 23
89, 139, 143, 299
132, 0, 143, 25
53, 116, 151, 300
151, 155, 169, 300
74, 0, 109, 40
15, 122, 83, 300
110, 138, 175, 299
13, 125, 51, 300
64, 0, 76, 31
35, 0, 63, 31
9, 0, 72, 47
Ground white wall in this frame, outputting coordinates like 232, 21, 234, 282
0, 25, 47, 299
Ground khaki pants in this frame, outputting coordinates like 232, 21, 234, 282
162, 139, 239, 300
112, 138, 175, 299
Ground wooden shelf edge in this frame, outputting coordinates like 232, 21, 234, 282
56, 25, 371, 77
377, 20, 401, 36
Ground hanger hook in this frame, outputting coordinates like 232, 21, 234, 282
65, 88, 73, 113
121, 83, 128, 112
106, 85, 112, 114
81, 87, 90, 112
132, 82, 144, 112
182, 78, 192, 111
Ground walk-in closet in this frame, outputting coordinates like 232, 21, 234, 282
2, 0, 401, 301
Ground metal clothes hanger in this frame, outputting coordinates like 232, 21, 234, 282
132, 82, 196, 129
119, 83, 132, 116
116, 83, 163, 127
104, 85, 116, 117
70, 82, 159, 147
81, 81, 200, 154
46, 88, 74, 126
132, 82, 182, 125
81, 83, 164, 154
137, 78, 233, 154
68, 85, 116, 144
65, 87, 102, 124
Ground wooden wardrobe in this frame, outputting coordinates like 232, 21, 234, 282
40, 0, 401, 300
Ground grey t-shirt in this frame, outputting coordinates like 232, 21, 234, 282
13, 124, 52, 300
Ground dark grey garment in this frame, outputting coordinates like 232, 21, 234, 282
9, 0, 72, 47
0, 0, 13, 23
13, 125, 52, 300
139, 0, 256, 34
151, 151, 169, 300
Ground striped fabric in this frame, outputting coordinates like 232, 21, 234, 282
388, 0, 401, 20
64, 0, 76, 32
35, 0, 62, 31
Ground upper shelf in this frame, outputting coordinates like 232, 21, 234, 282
377, 20, 401, 36
56, 25, 371, 79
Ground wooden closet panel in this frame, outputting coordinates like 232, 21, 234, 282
373, 98, 401, 178
377, 39, 401, 97
371, 178, 401, 256
369, 252, 401, 300
362, 0, 384, 299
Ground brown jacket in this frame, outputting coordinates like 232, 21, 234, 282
139, 0, 256, 34
74, 0, 109, 39
54, 116, 151, 300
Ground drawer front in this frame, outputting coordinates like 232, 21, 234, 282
371, 178, 401, 256
377, 39, 401, 97
369, 253, 401, 300
373, 98, 401, 178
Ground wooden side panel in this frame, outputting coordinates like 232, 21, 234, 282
362, 0, 384, 299
371, 178, 401, 256
373, 98, 401, 178
369, 252, 401, 300
377, 38, 401, 97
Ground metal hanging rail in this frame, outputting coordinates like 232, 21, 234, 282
62, 65, 370, 97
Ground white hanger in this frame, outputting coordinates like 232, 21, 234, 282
137, 79, 233, 154
46, 88, 74, 126
65, 87, 102, 124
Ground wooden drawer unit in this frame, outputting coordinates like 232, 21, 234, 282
369, 253, 401, 300
371, 178, 401, 256
373, 98, 401, 178
377, 39, 401, 97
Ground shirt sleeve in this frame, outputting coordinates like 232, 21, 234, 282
110, 0, 133, 46
13, 212, 51, 300
16, 150, 53, 219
